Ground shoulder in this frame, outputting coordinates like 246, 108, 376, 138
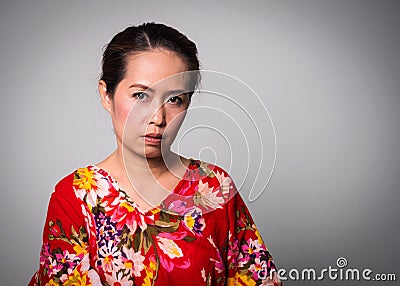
43, 167, 89, 223
51, 165, 105, 201
54, 170, 75, 191
189, 159, 239, 210
191, 158, 230, 181
50, 168, 77, 202
195, 159, 236, 195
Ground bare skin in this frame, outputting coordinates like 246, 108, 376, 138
96, 150, 191, 212
96, 49, 193, 212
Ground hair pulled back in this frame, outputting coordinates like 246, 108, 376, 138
100, 22, 201, 98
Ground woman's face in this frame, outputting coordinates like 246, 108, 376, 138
100, 49, 191, 159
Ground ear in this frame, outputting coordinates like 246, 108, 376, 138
99, 80, 112, 113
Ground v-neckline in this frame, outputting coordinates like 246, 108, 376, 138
89, 157, 198, 216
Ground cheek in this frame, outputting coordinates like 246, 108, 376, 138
114, 104, 130, 122
166, 109, 187, 131
115, 101, 147, 128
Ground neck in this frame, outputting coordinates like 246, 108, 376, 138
110, 147, 183, 180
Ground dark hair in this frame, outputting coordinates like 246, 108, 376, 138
100, 22, 201, 99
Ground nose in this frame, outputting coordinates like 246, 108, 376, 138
149, 103, 166, 126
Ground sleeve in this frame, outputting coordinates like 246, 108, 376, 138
225, 180, 282, 286
28, 173, 102, 286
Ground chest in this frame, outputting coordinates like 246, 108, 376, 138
91, 202, 227, 285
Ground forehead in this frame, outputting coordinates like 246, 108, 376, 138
123, 50, 188, 88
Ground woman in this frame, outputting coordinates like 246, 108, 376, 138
29, 22, 282, 286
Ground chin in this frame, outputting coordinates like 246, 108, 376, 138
143, 147, 166, 158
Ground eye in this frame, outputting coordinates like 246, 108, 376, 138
167, 95, 184, 105
132, 91, 149, 101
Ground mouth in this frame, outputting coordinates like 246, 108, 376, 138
143, 133, 164, 144
144, 133, 163, 138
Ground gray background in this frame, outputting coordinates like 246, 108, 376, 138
0, 1, 399, 285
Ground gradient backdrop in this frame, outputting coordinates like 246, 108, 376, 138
0, 1, 399, 285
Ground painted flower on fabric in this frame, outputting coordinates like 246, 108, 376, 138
46, 279, 60, 286
214, 170, 232, 197
238, 238, 264, 267
98, 240, 122, 273
229, 271, 257, 286
87, 269, 102, 286
248, 257, 267, 281
81, 204, 95, 233
74, 167, 108, 208
142, 256, 157, 286
156, 236, 190, 272
167, 199, 189, 215
97, 177, 115, 197
183, 206, 205, 235
55, 250, 78, 270
105, 200, 147, 232
253, 225, 265, 245
207, 236, 225, 273
199, 161, 215, 177
39, 242, 51, 265
157, 236, 183, 259
194, 180, 225, 210
99, 180, 121, 208
122, 247, 145, 277
74, 168, 98, 191
104, 270, 133, 286
46, 257, 63, 277
96, 213, 120, 247
210, 257, 225, 274
63, 265, 92, 286
201, 267, 207, 282
201, 267, 213, 285
258, 249, 276, 278
227, 234, 239, 265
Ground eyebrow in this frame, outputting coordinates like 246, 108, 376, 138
128, 84, 155, 93
128, 83, 188, 96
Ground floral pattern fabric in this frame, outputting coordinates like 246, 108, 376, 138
29, 158, 278, 285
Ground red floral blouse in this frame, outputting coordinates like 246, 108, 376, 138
29, 158, 278, 285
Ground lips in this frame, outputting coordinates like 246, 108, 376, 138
144, 133, 163, 139
143, 133, 164, 144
